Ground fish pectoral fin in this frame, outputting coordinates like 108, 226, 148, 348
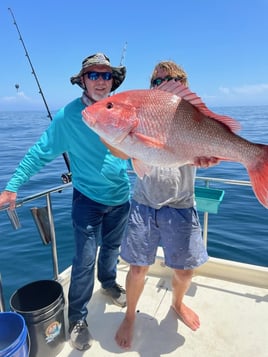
133, 132, 167, 149
131, 159, 153, 178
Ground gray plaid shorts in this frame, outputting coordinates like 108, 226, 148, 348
120, 199, 208, 270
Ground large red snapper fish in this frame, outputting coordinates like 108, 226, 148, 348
82, 81, 268, 208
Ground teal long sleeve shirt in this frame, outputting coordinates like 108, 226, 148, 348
6, 97, 130, 206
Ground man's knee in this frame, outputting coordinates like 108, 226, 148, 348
173, 268, 193, 282
129, 265, 149, 280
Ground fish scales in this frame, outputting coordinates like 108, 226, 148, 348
82, 81, 268, 208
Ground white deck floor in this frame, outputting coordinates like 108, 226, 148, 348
57, 256, 268, 357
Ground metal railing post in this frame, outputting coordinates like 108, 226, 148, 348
46, 193, 59, 280
202, 179, 210, 247
0, 273, 6, 312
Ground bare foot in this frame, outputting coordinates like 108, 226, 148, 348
171, 303, 200, 331
115, 317, 135, 349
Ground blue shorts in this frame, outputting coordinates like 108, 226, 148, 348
120, 199, 208, 270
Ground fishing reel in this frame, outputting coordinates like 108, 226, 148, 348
61, 172, 72, 184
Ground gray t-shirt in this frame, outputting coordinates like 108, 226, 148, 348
132, 165, 196, 209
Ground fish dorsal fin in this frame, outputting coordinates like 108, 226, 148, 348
156, 80, 241, 133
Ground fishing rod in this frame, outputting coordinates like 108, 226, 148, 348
112, 41, 128, 96
8, 8, 71, 183
119, 41, 128, 67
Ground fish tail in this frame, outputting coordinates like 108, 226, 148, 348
247, 146, 268, 208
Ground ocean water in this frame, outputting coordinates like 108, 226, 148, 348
0, 106, 268, 307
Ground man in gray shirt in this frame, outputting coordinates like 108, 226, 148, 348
115, 60, 218, 349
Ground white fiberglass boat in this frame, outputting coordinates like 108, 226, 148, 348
1, 177, 268, 357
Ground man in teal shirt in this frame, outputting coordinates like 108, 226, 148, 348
0, 53, 130, 351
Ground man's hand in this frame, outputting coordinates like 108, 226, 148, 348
193, 156, 220, 168
0, 191, 17, 210
100, 138, 129, 160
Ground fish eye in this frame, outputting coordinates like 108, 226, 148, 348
106, 102, 113, 109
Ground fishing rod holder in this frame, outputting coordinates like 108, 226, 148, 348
6, 208, 21, 230
30, 192, 60, 279
31, 206, 51, 245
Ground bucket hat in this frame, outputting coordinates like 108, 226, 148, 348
70, 53, 126, 92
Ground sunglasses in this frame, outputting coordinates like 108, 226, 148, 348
151, 76, 182, 87
85, 71, 113, 81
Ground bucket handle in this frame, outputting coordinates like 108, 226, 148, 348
27, 332, 31, 357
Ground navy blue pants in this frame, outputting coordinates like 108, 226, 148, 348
68, 188, 130, 323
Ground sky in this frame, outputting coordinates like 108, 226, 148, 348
0, 0, 268, 111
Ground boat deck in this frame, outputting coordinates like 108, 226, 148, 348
58, 253, 268, 357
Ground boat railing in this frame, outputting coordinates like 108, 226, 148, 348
0, 176, 252, 283
196, 176, 251, 187
0, 182, 72, 282
194, 176, 251, 246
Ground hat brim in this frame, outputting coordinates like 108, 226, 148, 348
70, 66, 126, 92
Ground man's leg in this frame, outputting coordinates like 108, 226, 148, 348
115, 265, 149, 348
171, 269, 200, 331
98, 201, 130, 289
68, 189, 103, 350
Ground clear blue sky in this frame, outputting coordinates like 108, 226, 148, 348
1, 0, 268, 111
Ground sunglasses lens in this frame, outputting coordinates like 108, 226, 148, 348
102, 72, 112, 80
87, 72, 112, 81
87, 72, 98, 80
152, 78, 163, 87
152, 76, 183, 87
165, 76, 173, 82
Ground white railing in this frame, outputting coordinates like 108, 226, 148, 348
0, 176, 258, 310
0, 176, 252, 276
195, 176, 251, 246
0, 183, 72, 281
